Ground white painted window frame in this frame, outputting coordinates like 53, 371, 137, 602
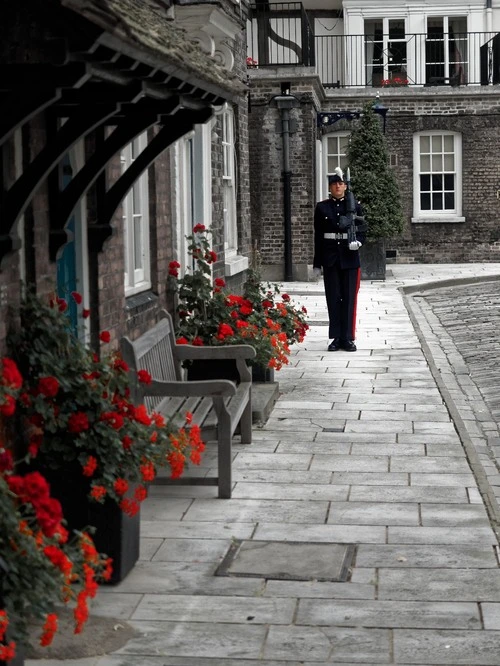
412, 130, 464, 223
122, 132, 151, 295
222, 107, 237, 257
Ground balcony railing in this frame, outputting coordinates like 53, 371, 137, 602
246, 6, 500, 89
316, 31, 500, 88
247, 3, 315, 68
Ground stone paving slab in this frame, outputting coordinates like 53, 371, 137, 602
393, 629, 500, 665
296, 599, 481, 629
355, 544, 497, 568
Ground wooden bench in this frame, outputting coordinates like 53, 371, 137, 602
120, 310, 256, 499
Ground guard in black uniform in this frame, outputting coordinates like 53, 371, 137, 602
313, 167, 366, 352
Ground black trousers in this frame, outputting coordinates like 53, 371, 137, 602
323, 263, 361, 341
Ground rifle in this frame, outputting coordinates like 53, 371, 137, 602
338, 167, 366, 244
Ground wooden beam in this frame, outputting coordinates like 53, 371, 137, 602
0, 89, 62, 146
89, 107, 212, 253
50, 112, 161, 259
0, 104, 119, 264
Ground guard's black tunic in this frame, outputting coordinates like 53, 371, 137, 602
313, 196, 366, 342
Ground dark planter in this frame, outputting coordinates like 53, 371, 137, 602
251, 364, 275, 383
39, 466, 140, 585
360, 239, 387, 280
186, 359, 240, 384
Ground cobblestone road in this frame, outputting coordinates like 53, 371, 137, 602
405, 276, 500, 531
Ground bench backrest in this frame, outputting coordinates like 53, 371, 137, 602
120, 311, 183, 408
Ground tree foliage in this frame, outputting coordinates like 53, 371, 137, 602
347, 101, 405, 240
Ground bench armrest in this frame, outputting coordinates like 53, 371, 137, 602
175, 344, 256, 362
143, 378, 237, 398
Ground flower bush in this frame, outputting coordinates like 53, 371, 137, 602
168, 225, 308, 371
0, 361, 112, 663
246, 56, 258, 68
381, 76, 409, 87
6, 292, 205, 515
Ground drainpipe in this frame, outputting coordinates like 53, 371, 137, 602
486, 0, 493, 84
273, 94, 299, 281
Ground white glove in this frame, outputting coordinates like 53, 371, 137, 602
312, 267, 321, 279
349, 241, 362, 251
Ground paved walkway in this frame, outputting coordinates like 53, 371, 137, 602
28, 263, 500, 666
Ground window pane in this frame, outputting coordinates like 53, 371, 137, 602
432, 192, 443, 210
133, 181, 141, 215
421, 193, 431, 210
420, 174, 431, 190
444, 174, 454, 190
431, 135, 442, 152
420, 136, 430, 152
339, 136, 349, 151
420, 154, 431, 171
134, 218, 143, 270
389, 19, 405, 40
444, 192, 455, 209
327, 137, 339, 152
443, 135, 454, 152
432, 174, 443, 190
443, 154, 454, 170
132, 138, 141, 160
328, 156, 338, 172
432, 154, 443, 171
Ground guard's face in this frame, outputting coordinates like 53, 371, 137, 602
329, 181, 347, 199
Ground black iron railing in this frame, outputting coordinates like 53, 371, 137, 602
247, 3, 315, 68
315, 31, 499, 88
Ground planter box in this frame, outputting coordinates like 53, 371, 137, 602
39, 467, 140, 585
360, 239, 387, 280
187, 359, 274, 384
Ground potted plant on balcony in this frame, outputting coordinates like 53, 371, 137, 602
6, 293, 204, 583
347, 100, 404, 279
1, 358, 112, 666
168, 225, 308, 381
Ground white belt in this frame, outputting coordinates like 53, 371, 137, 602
324, 233, 348, 240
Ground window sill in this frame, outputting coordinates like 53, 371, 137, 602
125, 289, 158, 312
224, 253, 249, 277
411, 216, 465, 224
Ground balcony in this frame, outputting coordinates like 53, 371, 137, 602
247, 4, 500, 89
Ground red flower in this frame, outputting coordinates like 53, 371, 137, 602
99, 331, 111, 343
113, 358, 129, 372
216, 323, 234, 340
36, 376, 60, 398
100, 411, 124, 430
82, 456, 98, 477
214, 277, 225, 287
43, 546, 72, 576
68, 412, 90, 433
176, 337, 189, 345
119, 498, 140, 517
193, 223, 206, 233
134, 404, 151, 426
113, 478, 129, 496
71, 291, 83, 304
28, 433, 43, 458
1, 358, 23, 389
282, 294, 290, 302
0, 395, 16, 416
137, 369, 152, 384
122, 435, 133, 450
192, 337, 204, 346
40, 613, 58, 647
82, 308, 90, 319
140, 462, 155, 482
206, 250, 217, 263
57, 298, 68, 312
262, 299, 273, 309
90, 485, 106, 501
134, 485, 148, 502
240, 305, 253, 316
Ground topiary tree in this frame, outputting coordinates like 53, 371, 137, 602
347, 100, 404, 241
